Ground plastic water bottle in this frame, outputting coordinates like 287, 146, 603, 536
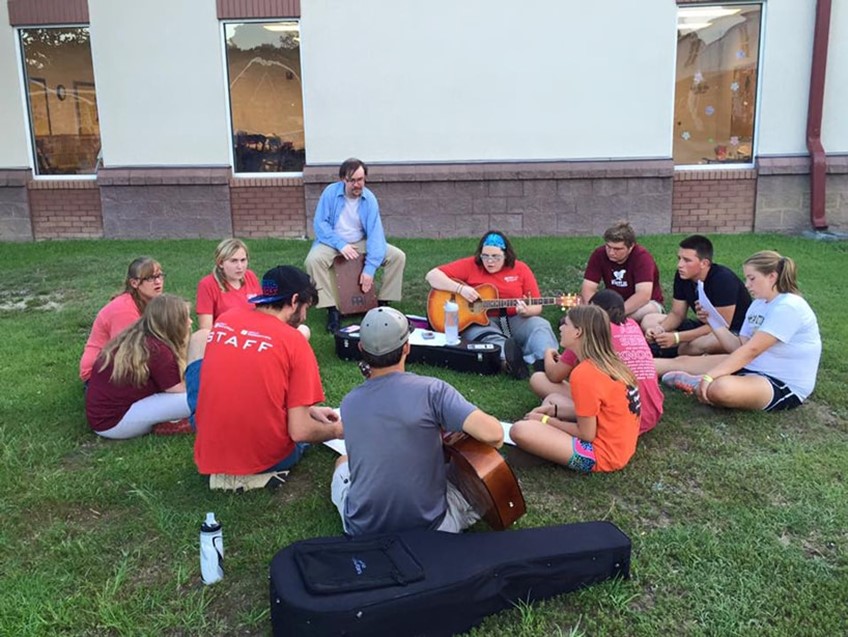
200, 512, 224, 585
444, 297, 460, 345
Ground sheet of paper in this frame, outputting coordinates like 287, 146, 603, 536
323, 420, 517, 456
697, 280, 729, 330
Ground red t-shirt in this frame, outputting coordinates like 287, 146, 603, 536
195, 270, 261, 321
193, 307, 325, 475
584, 244, 663, 305
570, 360, 640, 472
85, 337, 182, 432
79, 293, 141, 381
438, 257, 541, 317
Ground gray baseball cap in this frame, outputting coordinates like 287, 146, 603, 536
359, 307, 412, 356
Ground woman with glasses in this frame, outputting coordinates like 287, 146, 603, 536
79, 257, 166, 383
86, 294, 192, 439
425, 230, 558, 379
195, 238, 262, 330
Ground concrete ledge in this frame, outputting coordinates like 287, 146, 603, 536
303, 159, 674, 185
97, 166, 231, 186
0, 169, 32, 188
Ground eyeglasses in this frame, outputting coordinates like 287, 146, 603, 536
141, 272, 166, 283
344, 176, 365, 185
480, 254, 504, 261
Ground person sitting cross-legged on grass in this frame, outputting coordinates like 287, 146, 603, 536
193, 266, 342, 490
529, 290, 663, 436
331, 307, 503, 535
511, 304, 641, 473
657, 251, 821, 412
79, 256, 166, 383
85, 294, 192, 439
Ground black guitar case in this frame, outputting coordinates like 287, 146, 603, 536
334, 326, 502, 375
269, 521, 631, 637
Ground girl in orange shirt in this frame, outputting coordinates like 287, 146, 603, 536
511, 305, 641, 472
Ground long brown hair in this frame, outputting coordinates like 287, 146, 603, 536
744, 250, 800, 295
567, 304, 637, 387
97, 294, 190, 387
121, 257, 162, 312
211, 238, 249, 292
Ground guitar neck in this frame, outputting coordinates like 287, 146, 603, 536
480, 297, 561, 310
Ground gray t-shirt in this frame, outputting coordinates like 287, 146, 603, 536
340, 371, 476, 535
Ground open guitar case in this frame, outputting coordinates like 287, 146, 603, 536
334, 321, 502, 376
269, 521, 631, 637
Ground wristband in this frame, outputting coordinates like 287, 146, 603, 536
554, 404, 558, 418
541, 415, 550, 425
702, 374, 714, 384
673, 331, 680, 345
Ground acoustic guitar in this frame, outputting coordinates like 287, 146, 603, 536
427, 284, 580, 333
443, 432, 525, 531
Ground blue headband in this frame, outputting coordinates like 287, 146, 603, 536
482, 234, 506, 250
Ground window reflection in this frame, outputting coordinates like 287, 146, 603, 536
19, 28, 101, 175
225, 22, 305, 173
673, 5, 762, 165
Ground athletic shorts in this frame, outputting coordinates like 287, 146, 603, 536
736, 369, 803, 412
567, 438, 596, 473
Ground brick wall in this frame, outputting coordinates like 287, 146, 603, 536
230, 177, 306, 238
28, 180, 102, 240
0, 170, 33, 241
672, 170, 756, 234
304, 160, 674, 239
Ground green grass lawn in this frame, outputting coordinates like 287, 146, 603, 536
0, 234, 845, 636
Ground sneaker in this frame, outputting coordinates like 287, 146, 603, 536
152, 418, 193, 435
661, 371, 701, 394
209, 471, 289, 492
326, 307, 341, 333
503, 339, 529, 380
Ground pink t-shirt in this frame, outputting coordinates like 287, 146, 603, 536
559, 318, 663, 434
195, 270, 261, 321
79, 293, 141, 381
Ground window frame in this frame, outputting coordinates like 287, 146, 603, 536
672, 1, 767, 171
15, 23, 100, 180
219, 18, 306, 178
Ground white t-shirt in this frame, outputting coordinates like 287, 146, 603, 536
335, 195, 364, 243
740, 294, 821, 399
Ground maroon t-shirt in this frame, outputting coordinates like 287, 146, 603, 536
584, 244, 663, 305
85, 337, 182, 432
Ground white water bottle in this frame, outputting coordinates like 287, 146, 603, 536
444, 297, 460, 345
200, 512, 224, 585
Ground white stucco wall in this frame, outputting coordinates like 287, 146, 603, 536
758, 0, 847, 156
0, 3, 33, 170
757, 1, 815, 157
822, 0, 848, 153
88, 0, 230, 167
301, 0, 678, 165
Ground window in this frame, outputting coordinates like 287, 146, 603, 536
673, 5, 762, 166
19, 27, 101, 175
224, 22, 305, 174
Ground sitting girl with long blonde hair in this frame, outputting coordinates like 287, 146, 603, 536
85, 294, 192, 439
511, 304, 641, 473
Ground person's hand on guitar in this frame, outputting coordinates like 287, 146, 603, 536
457, 284, 479, 303
359, 272, 373, 293
339, 243, 360, 260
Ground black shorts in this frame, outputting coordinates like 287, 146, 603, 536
736, 369, 803, 412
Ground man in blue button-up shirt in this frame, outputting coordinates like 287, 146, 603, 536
305, 158, 406, 332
